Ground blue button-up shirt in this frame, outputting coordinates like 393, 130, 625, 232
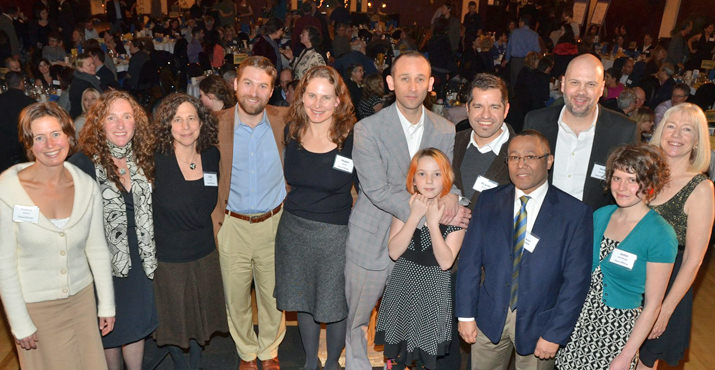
227, 107, 286, 214
505, 26, 540, 60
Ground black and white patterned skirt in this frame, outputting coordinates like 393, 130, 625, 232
556, 237, 641, 370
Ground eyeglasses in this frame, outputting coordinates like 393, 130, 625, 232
506, 154, 551, 163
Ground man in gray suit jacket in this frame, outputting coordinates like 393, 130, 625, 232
345, 52, 470, 369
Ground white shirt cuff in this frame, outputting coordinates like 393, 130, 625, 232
458, 317, 475, 322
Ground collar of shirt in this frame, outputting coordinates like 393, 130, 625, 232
514, 180, 549, 234
468, 123, 510, 155
234, 105, 268, 129
557, 105, 598, 138
396, 105, 425, 156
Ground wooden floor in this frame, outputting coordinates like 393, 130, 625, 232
1, 253, 714, 370
0, 310, 18, 370
659, 251, 715, 370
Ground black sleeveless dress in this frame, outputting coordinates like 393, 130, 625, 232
639, 174, 708, 367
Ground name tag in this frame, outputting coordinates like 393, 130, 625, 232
591, 163, 606, 180
203, 172, 218, 187
333, 155, 354, 173
523, 233, 539, 253
472, 176, 499, 192
609, 248, 637, 270
13, 205, 39, 223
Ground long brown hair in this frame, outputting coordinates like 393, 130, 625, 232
78, 90, 156, 189
286, 65, 356, 150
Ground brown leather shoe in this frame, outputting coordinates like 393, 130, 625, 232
261, 357, 280, 370
238, 359, 258, 370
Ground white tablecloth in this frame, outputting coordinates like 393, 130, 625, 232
187, 76, 205, 98
444, 105, 468, 124
153, 40, 175, 54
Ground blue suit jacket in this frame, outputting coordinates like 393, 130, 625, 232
455, 183, 593, 355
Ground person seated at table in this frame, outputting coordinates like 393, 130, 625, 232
42, 32, 66, 63
654, 82, 690, 127
102, 31, 127, 56
356, 73, 385, 120
32, 58, 53, 88
4, 56, 21, 74
69, 52, 103, 119
84, 19, 99, 40
603, 67, 626, 101
87, 47, 119, 90
648, 63, 676, 110
84, 38, 119, 79
345, 64, 363, 107
198, 75, 235, 112
73, 87, 100, 134
68, 27, 85, 53
632, 107, 656, 144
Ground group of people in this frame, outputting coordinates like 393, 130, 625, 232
0, 2, 715, 370
2, 47, 714, 370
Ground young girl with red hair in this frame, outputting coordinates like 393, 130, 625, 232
375, 148, 466, 370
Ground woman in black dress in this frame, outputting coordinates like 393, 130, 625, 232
636, 104, 715, 369
69, 90, 158, 370
274, 65, 357, 370
151, 93, 228, 369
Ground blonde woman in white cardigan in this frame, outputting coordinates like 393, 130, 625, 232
0, 102, 115, 370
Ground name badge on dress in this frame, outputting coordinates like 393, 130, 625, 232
472, 176, 499, 192
609, 248, 637, 270
13, 205, 40, 223
203, 172, 218, 187
523, 233, 539, 253
591, 163, 607, 180
333, 155, 354, 173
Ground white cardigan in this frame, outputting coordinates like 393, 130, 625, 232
0, 162, 115, 339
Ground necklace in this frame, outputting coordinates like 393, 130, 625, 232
178, 152, 199, 170
119, 168, 126, 175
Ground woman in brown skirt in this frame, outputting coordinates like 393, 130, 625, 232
0, 102, 115, 369
151, 93, 228, 369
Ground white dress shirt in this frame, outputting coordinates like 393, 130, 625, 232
397, 105, 425, 158
468, 123, 510, 155
459, 180, 549, 321
552, 106, 598, 201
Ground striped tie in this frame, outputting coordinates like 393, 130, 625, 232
510, 195, 530, 310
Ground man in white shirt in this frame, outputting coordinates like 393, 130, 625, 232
453, 73, 514, 209
524, 54, 635, 210
456, 130, 593, 370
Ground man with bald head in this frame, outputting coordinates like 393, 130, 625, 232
633, 86, 647, 110
524, 54, 635, 210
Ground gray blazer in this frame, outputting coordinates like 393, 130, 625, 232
347, 103, 456, 270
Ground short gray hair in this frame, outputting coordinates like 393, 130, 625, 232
618, 88, 637, 111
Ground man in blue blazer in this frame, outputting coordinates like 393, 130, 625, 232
456, 130, 593, 370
